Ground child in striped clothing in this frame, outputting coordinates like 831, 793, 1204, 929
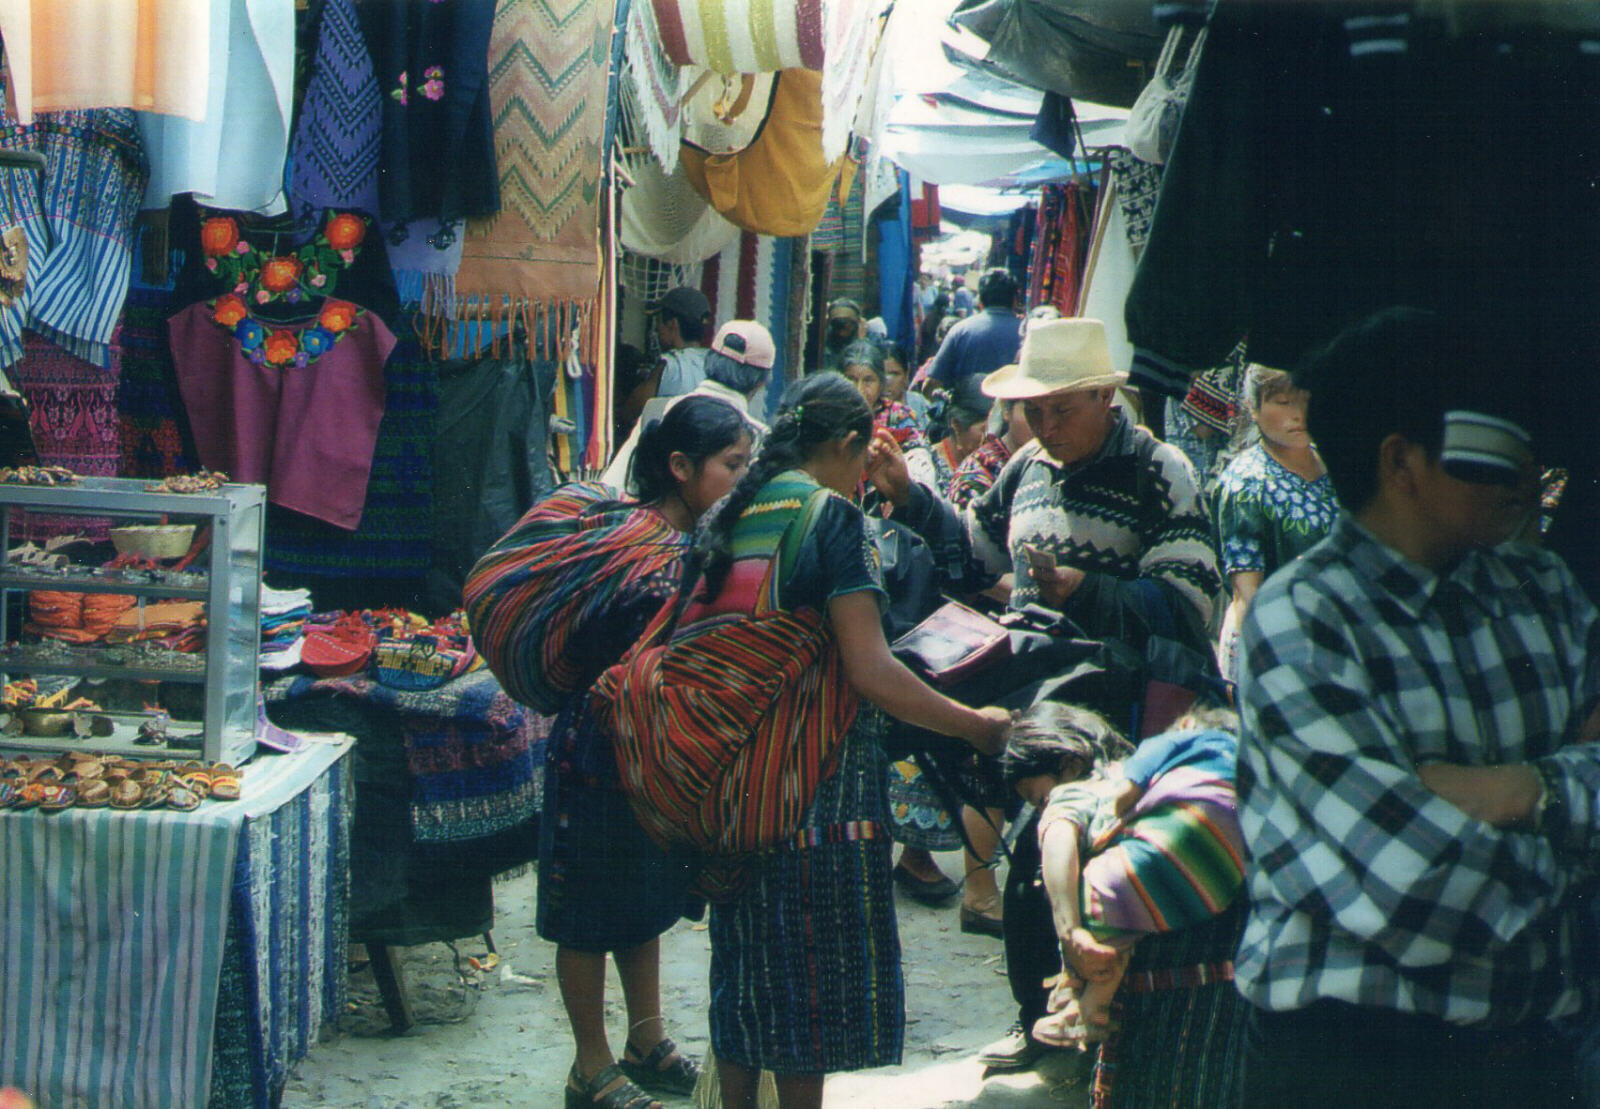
1001, 703, 1245, 1048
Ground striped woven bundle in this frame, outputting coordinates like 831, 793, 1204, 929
462, 482, 688, 714
593, 474, 857, 871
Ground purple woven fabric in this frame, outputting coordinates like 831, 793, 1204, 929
288, 0, 381, 222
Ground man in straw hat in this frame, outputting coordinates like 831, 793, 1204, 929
868, 316, 1221, 1070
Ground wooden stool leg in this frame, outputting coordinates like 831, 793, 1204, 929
366, 943, 415, 1034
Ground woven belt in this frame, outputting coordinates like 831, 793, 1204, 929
1121, 960, 1234, 994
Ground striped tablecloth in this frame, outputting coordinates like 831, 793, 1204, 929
0, 737, 353, 1109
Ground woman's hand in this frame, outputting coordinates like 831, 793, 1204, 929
968, 706, 1013, 756
1063, 927, 1121, 982
865, 428, 912, 508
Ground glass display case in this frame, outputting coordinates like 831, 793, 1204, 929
0, 477, 265, 765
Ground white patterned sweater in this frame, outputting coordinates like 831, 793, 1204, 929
905, 409, 1221, 634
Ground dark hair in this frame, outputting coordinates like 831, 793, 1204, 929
703, 348, 769, 395
690, 372, 873, 600
840, 339, 887, 384
614, 343, 650, 392
1296, 307, 1468, 510
630, 394, 749, 503
881, 342, 911, 374
999, 703, 1133, 789
664, 307, 709, 344
978, 268, 1017, 309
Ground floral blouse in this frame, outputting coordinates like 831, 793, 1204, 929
1213, 441, 1339, 578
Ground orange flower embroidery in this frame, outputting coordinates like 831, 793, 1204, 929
318, 300, 358, 334
262, 330, 300, 367
324, 213, 366, 251
200, 217, 240, 257
211, 294, 248, 328
259, 257, 303, 293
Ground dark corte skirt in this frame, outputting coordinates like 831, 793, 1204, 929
708, 710, 903, 1074
536, 705, 699, 952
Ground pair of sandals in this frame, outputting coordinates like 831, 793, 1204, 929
564, 1038, 700, 1109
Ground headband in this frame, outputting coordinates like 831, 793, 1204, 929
1440, 410, 1532, 483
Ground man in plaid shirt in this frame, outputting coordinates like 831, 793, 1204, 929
1235, 309, 1600, 1108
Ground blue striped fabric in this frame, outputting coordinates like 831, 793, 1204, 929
0, 110, 148, 369
0, 739, 351, 1108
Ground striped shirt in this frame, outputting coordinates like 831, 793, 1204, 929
1236, 515, 1600, 1025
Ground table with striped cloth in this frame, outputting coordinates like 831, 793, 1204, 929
0, 736, 353, 1109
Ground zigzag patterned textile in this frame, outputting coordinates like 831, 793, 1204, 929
453, 0, 613, 320
288, 0, 381, 222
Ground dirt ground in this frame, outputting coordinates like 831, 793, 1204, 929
283, 849, 1093, 1108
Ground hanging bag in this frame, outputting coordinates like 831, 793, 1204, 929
1124, 24, 1208, 166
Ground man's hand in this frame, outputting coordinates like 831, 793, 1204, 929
865, 428, 912, 508
1033, 563, 1086, 608
1417, 761, 1543, 828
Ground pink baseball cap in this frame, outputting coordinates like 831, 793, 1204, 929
710, 320, 776, 370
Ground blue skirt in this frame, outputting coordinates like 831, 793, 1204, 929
536, 704, 699, 952
708, 710, 903, 1074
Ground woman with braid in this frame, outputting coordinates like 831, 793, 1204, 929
596, 372, 1011, 1109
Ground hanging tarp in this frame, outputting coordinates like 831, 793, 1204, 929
949, 0, 1163, 107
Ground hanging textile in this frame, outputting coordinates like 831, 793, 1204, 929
449, 0, 613, 336
1025, 180, 1092, 316
11, 331, 122, 540
287, 0, 381, 223
1106, 149, 1163, 259
0, 109, 148, 370
679, 69, 848, 240
117, 280, 197, 479
139, 0, 294, 214
261, 332, 439, 609
355, 0, 499, 227
698, 231, 802, 391
644, 0, 884, 162
0, 0, 211, 124
821, 169, 867, 306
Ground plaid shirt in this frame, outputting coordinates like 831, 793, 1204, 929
1236, 515, 1600, 1026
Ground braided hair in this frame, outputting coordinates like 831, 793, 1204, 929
629, 394, 749, 504
688, 372, 872, 602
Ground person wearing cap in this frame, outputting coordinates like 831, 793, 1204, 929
821, 298, 865, 372
603, 320, 774, 493
652, 286, 714, 398
1235, 308, 1599, 1109
923, 269, 1021, 392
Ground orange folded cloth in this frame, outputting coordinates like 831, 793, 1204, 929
28, 591, 138, 643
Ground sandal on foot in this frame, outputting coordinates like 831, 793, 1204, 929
564, 1063, 660, 1109
619, 1036, 701, 1096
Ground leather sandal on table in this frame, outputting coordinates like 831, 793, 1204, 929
619, 1036, 701, 1096
564, 1063, 661, 1109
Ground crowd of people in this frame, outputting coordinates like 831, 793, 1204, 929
464, 277, 1599, 1109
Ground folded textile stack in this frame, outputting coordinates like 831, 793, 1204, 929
104, 601, 207, 648
260, 584, 313, 672
27, 590, 138, 643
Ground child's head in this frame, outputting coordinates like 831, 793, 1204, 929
1000, 703, 1133, 808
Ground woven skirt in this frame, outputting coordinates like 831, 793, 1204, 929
536, 709, 699, 952
708, 711, 903, 1074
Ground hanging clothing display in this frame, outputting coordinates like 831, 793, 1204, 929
698, 231, 804, 389
680, 69, 848, 240
0, 108, 148, 370
138, 0, 294, 213
287, 0, 381, 223
355, 0, 499, 227
168, 296, 396, 530
1025, 180, 1092, 316
10, 331, 122, 541
451, 0, 613, 335
0, 0, 211, 124
117, 280, 198, 478
1124, 1, 1600, 399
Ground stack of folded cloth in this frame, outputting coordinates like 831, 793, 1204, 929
260, 585, 313, 671
104, 601, 207, 648
28, 591, 138, 643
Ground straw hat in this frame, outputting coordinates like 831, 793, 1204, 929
981, 318, 1127, 400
